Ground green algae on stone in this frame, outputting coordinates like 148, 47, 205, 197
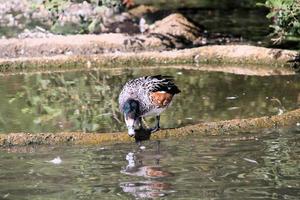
1, 108, 299, 147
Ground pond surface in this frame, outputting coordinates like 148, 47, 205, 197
0, 126, 299, 199
0, 66, 300, 133
0, 65, 299, 199
145, 0, 269, 42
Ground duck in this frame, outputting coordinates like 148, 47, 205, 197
119, 75, 180, 137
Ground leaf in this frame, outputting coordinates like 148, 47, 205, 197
47, 156, 62, 165
21, 108, 31, 114
33, 118, 42, 124
256, 2, 266, 7
8, 98, 16, 104
266, 12, 277, 19
31, 96, 41, 105
91, 123, 100, 131
43, 105, 62, 116
40, 79, 50, 89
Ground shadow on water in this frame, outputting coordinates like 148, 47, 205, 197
0, 66, 300, 133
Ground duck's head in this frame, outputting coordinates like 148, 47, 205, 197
123, 99, 140, 137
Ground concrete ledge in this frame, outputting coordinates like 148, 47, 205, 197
1, 108, 299, 147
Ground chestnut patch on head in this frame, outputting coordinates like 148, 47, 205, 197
150, 92, 173, 108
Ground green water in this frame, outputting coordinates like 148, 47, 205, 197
0, 127, 299, 199
0, 67, 300, 133
0, 66, 299, 199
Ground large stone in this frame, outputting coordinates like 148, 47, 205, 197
148, 13, 202, 47
123, 13, 202, 50
128, 5, 158, 18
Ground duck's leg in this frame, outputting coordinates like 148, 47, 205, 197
141, 117, 150, 129
150, 115, 160, 133
137, 117, 143, 129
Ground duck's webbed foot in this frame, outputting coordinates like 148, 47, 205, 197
137, 117, 144, 129
134, 128, 152, 142
133, 116, 160, 142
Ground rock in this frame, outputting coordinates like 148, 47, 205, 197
116, 13, 203, 51
128, 5, 158, 18
88, 18, 104, 34
31, 5, 51, 22
18, 26, 54, 39
57, 1, 94, 24
139, 17, 149, 33
51, 1, 139, 35
0, 0, 30, 28
149, 13, 202, 42
120, 13, 202, 50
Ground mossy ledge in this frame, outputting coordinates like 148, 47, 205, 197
1, 108, 299, 147
0, 45, 298, 74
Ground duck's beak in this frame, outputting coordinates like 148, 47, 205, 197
128, 127, 135, 137
125, 117, 136, 137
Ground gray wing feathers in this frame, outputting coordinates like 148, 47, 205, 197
119, 75, 180, 113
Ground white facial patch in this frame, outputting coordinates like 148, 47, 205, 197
125, 117, 134, 127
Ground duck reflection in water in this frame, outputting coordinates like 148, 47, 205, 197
120, 142, 174, 199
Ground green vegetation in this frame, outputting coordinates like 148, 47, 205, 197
259, 0, 300, 44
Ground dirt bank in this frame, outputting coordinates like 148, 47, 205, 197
0, 45, 298, 74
